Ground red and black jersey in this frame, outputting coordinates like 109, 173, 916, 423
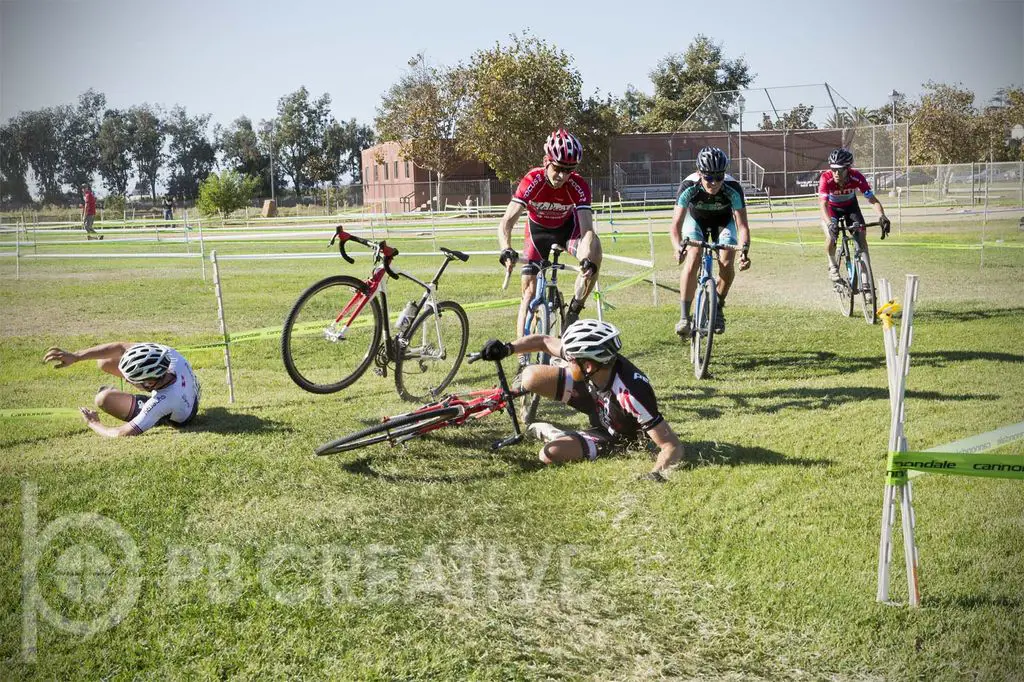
512, 167, 592, 228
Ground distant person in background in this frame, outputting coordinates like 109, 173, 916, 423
43, 341, 201, 438
163, 194, 174, 222
81, 184, 102, 240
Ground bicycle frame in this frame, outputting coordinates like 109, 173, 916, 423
524, 247, 578, 359
393, 355, 527, 450
835, 220, 880, 289
329, 227, 463, 359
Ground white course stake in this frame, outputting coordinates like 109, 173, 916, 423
876, 274, 920, 606
210, 251, 236, 403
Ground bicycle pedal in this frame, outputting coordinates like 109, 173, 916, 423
374, 368, 386, 377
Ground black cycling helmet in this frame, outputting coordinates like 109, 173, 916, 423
828, 148, 854, 168
696, 147, 729, 174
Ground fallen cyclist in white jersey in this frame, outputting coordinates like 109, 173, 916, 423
43, 341, 200, 437
479, 319, 684, 481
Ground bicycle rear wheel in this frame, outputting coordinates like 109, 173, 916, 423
692, 279, 717, 380
282, 275, 383, 394
316, 405, 462, 455
856, 252, 877, 324
834, 247, 855, 317
394, 300, 470, 402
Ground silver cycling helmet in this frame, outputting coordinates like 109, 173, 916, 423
118, 343, 171, 383
696, 146, 729, 174
561, 319, 622, 364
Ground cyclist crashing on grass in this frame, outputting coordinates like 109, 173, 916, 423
478, 319, 683, 481
496, 129, 602, 368
43, 342, 200, 437
670, 147, 751, 338
819, 147, 891, 283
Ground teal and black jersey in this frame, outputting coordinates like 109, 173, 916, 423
676, 172, 745, 225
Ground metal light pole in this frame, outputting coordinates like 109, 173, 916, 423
269, 120, 277, 203
737, 93, 746, 184
888, 90, 901, 186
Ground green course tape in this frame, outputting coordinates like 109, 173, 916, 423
888, 450, 1024, 482
905, 421, 1024, 480
0, 408, 81, 419
601, 268, 657, 294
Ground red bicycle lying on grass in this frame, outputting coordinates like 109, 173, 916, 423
315, 354, 525, 455
282, 226, 470, 402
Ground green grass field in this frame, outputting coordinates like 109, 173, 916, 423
1, 216, 1023, 679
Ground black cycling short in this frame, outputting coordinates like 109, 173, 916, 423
824, 201, 866, 240
521, 215, 581, 276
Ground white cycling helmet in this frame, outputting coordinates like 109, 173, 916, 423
118, 343, 171, 383
561, 319, 622, 364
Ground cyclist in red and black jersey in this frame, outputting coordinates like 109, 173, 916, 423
497, 129, 602, 359
819, 148, 891, 282
479, 319, 684, 481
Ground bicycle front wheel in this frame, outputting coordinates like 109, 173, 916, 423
316, 405, 462, 455
692, 279, 717, 380
282, 275, 383, 394
394, 300, 470, 402
834, 247, 855, 317
856, 252, 877, 325
520, 300, 551, 425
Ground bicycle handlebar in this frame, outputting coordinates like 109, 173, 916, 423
681, 238, 745, 252
330, 226, 399, 279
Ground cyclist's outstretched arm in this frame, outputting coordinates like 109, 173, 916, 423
497, 201, 524, 251
509, 334, 564, 359
647, 421, 684, 474
669, 204, 688, 255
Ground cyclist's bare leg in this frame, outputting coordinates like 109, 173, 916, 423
521, 364, 561, 400
539, 436, 586, 464
94, 388, 138, 421
822, 222, 839, 269
717, 250, 736, 298
854, 229, 870, 257
679, 245, 701, 307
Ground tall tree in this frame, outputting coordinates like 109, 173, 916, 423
978, 86, 1024, 162
0, 120, 32, 206
16, 108, 65, 204
461, 32, 583, 182
344, 120, 375, 184
127, 104, 165, 199
58, 89, 106, 196
639, 36, 753, 132
165, 106, 216, 199
613, 85, 654, 134
273, 87, 332, 194
759, 103, 817, 130
217, 116, 272, 194
376, 53, 470, 204
910, 81, 979, 164
97, 109, 134, 197
573, 93, 621, 179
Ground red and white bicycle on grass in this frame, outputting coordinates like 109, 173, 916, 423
281, 226, 470, 402
315, 354, 526, 455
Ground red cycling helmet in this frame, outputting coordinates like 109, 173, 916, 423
543, 129, 583, 167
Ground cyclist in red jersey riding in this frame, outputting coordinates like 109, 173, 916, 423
497, 129, 602, 366
819, 148, 891, 282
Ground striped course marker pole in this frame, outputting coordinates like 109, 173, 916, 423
876, 275, 1024, 607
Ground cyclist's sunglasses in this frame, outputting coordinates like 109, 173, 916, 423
549, 163, 576, 173
702, 172, 726, 182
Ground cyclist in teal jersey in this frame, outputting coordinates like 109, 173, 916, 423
669, 147, 751, 337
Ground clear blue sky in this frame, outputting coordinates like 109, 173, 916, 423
2, 0, 1022, 128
